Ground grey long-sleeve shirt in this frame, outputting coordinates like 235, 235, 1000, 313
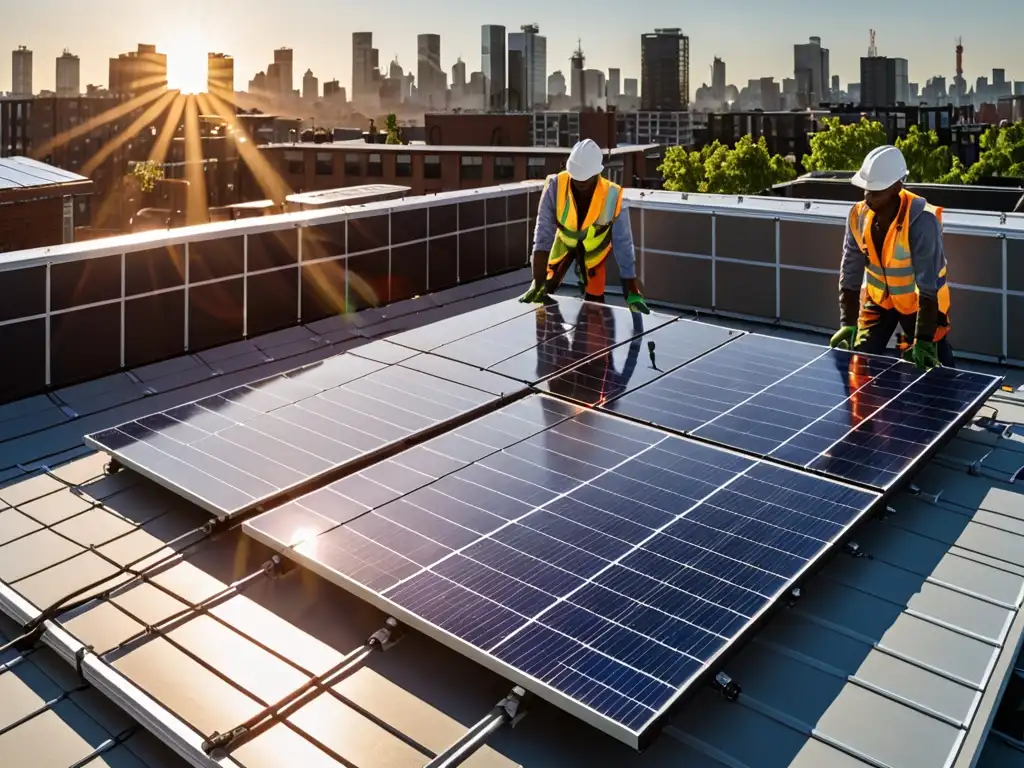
531, 176, 638, 280
839, 195, 945, 325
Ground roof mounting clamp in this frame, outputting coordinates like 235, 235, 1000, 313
104, 457, 124, 476
201, 726, 247, 756
843, 541, 867, 558
368, 617, 401, 651
877, 505, 897, 521
712, 671, 741, 701
499, 686, 529, 727
787, 587, 802, 607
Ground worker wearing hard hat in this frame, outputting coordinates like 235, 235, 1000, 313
520, 139, 650, 314
829, 145, 954, 370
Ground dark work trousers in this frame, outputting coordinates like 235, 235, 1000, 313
854, 300, 956, 368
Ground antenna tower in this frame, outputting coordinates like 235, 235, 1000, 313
868, 29, 877, 58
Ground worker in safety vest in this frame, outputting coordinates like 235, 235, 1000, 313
520, 139, 650, 314
829, 145, 955, 370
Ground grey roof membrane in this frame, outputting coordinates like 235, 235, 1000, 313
1, 270, 1024, 768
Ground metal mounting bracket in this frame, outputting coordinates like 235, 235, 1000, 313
712, 671, 741, 701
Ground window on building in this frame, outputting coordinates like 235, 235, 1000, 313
345, 153, 362, 176
424, 154, 441, 179
526, 157, 547, 180
396, 154, 413, 178
284, 150, 304, 175
367, 153, 383, 176
315, 152, 333, 175
494, 156, 515, 181
461, 155, 483, 180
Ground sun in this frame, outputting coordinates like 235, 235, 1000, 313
165, 40, 210, 94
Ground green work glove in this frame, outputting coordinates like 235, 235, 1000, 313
627, 293, 650, 315
518, 281, 547, 303
829, 326, 857, 350
907, 340, 941, 370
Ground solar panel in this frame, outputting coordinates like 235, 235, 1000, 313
389, 296, 677, 386
84, 348, 527, 517
603, 335, 1002, 490
539, 320, 744, 406
244, 394, 881, 748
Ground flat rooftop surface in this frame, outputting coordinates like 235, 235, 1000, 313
1, 270, 1023, 768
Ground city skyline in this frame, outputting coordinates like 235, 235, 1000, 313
2, 0, 1023, 97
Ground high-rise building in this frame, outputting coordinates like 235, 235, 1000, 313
417, 34, 444, 108
508, 24, 546, 109
861, 56, 898, 107
623, 78, 638, 98
570, 43, 586, 110
893, 58, 909, 104
548, 71, 567, 98
56, 50, 80, 98
12, 46, 33, 96
303, 69, 318, 102
711, 57, 726, 102
641, 28, 689, 111
582, 69, 606, 110
481, 25, 506, 111
323, 80, 345, 102
794, 36, 828, 107
109, 44, 167, 96
207, 53, 234, 95
607, 68, 621, 104
452, 58, 467, 91
831, 74, 840, 95
249, 71, 267, 93
274, 48, 293, 94
352, 32, 374, 103
508, 47, 526, 110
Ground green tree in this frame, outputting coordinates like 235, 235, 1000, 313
963, 121, 1024, 183
938, 155, 969, 185
384, 113, 401, 145
130, 160, 164, 193
802, 117, 888, 172
660, 136, 795, 195
895, 125, 953, 183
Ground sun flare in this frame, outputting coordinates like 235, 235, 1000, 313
165, 40, 209, 94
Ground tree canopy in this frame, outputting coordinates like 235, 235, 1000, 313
894, 125, 954, 183
802, 117, 888, 173
659, 135, 796, 195
384, 113, 402, 145
130, 160, 164, 193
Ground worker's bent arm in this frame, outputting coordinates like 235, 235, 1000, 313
909, 204, 945, 339
531, 178, 558, 282
838, 218, 865, 326
611, 196, 638, 281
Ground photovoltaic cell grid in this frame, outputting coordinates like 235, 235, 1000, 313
539, 320, 742, 406
600, 334, 1002, 489
244, 394, 881, 748
387, 296, 680, 386
84, 342, 528, 517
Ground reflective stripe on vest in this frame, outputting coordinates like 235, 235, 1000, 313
847, 190, 951, 321
547, 172, 622, 273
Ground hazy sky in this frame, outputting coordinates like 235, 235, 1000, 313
3, 0, 1023, 95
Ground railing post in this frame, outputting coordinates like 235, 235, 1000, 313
425, 206, 431, 292
183, 242, 190, 352
44, 263, 51, 387
242, 234, 249, 338
774, 218, 781, 322
296, 226, 303, 323
120, 252, 126, 368
1002, 235, 1008, 361
710, 212, 716, 311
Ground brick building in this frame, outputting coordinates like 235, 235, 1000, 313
424, 111, 619, 148
0, 156, 93, 253
261, 143, 657, 200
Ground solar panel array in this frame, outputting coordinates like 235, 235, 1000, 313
87, 294, 1003, 748
245, 394, 881, 747
595, 335, 1000, 489
85, 341, 527, 516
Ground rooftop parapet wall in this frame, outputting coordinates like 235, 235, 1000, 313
1, 182, 1023, 405
0, 182, 542, 404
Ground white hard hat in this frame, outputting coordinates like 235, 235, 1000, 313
851, 145, 908, 191
566, 139, 605, 181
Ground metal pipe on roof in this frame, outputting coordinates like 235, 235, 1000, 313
424, 686, 528, 768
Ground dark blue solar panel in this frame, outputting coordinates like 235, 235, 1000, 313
85, 350, 528, 516
245, 395, 880, 747
606, 337, 1001, 489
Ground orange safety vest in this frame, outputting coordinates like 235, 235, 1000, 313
545, 171, 624, 274
848, 190, 951, 339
